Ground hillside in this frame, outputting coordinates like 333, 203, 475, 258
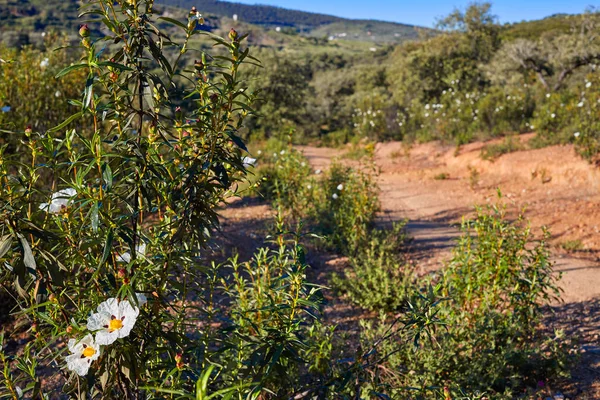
0, 0, 427, 47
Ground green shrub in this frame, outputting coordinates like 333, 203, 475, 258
332, 221, 414, 312
480, 135, 524, 160
355, 204, 567, 397
0, 36, 86, 149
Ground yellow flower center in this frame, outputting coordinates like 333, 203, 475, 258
82, 347, 96, 358
109, 318, 123, 332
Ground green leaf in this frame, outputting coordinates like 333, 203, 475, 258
55, 63, 88, 78
47, 112, 83, 133
227, 132, 248, 152
158, 17, 188, 31
0, 234, 13, 259
91, 202, 99, 233
102, 162, 113, 191
17, 233, 36, 275
100, 229, 114, 267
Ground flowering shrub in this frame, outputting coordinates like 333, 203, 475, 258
0, 35, 86, 148
0, 0, 262, 396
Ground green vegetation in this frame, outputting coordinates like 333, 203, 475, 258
0, 0, 584, 398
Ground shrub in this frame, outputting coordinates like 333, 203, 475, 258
354, 204, 567, 397
0, 36, 86, 149
0, 2, 261, 397
332, 221, 414, 312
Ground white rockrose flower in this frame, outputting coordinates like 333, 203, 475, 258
87, 298, 140, 345
332, 193, 338, 200
257, 150, 262, 155
65, 334, 101, 376
116, 242, 146, 263
39, 188, 77, 214
55, 90, 61, 98
307, 184, 312, 190
551, 113, 556, 118
242, 156, 256, 168
315, 169, 321, 175
574, 132, 581, 138
577, 101, 584, 107
280, 150, 285, 155
586, 81, 592, 88
40, 58, 49, 68
337, 184, 343, 191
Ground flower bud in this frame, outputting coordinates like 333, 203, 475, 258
189, 6, 197, 16
229, 28, 239, 42
79, 24, 90, 38
194, 60, 204, 71
25, 125, 32, 135
117, 268, 127, 279
175, 353, 184, 369
66, 326, 73, 334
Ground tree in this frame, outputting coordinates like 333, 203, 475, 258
487, 11, 600, 91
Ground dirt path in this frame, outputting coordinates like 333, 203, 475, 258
299, 139, 600, 396
299, 138, 600, 303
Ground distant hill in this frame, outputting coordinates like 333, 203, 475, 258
0, 0, 427, 46
157, 0, 426, 43
159, 0, 344, 29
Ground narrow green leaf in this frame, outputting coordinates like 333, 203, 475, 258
0, 234, 13, 259
47, 112, 83, 133
158, 17, 188, 31
55, 63, 88, 78
17, 233, 36, 274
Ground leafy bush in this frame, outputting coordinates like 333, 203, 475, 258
0, 2, 266, 396
0, 36, 86, 147
332, 221, 414, 312
480, 135, 524, 160
354, 204, 567, 397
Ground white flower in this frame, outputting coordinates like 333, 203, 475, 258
301, 162, 306, 167
530, 125, 535, 130
40, 58, 49, 68
315, 169, 321, 175
87, 298, 140, 345
337, 184, 343, 191
307, 184, 312, 190
332, 193, 338, 200
546, 93, 551, 98
578, 101, 584, 107
551, 113, 556, 118
39, 188, 76, 214
574, 131, 581, 138
242, 156, 256, 168
586, 81, 592, 88
257, 150, 262, 155
55, 90, 61, 98
280, 150, 285, 155
65, 334, 100, 376
116, 242, 146, 263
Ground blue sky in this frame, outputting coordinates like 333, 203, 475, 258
234, 0, 598, 27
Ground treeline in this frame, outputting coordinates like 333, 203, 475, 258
244, 4, 600, 160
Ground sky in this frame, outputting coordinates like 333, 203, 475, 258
233, 0, 598, 27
